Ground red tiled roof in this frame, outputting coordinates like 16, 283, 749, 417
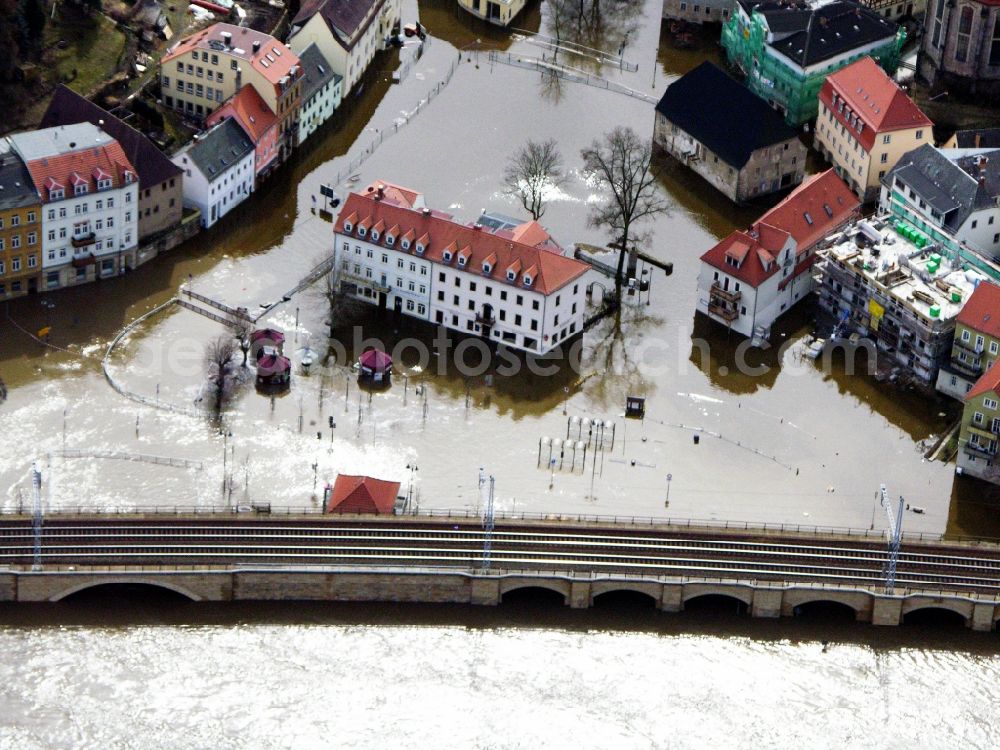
325, 474, 400, 515
206, 85, 278, 144
363, 180, 422, 208
22, 141, 136, 202
967, 359, 1000, 401
700, 169, 859, 289
335, 192, 590, 295
163, 23, 300, 91
756, 169, 860, 251
957, 282, 1000, 340
819, 57, 932, 152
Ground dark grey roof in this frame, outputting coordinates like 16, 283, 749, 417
40, 85, 182, 188
0, 152, 39, 212
187, 119, 254, 180
953, 128, 1000, 149
884, 144, 1000, 231
746, 0, 898, 68
298, 43, 339, 103
655, 62, 799, 169
292, 0, 383, 50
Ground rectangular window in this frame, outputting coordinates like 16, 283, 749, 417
882, 134, 891, 145
957, 7, 974, 63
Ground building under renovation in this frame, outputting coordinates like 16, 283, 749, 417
816, 214, 987, 383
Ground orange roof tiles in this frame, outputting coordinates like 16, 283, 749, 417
23, 142, 135, 203
957, 282, 1000, 340
206, 85, 278, 144
325, 475, 400, 515
163, 23, 300, 92
336, 191, 590, 295
701, 170, 859, 289
820, 57, 932, 152
967, 359, 1000, 401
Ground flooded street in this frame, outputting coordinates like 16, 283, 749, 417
1, 1, 999, 746
0, 0, 961, 533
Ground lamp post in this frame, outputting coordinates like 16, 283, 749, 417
665, 473, 672, 507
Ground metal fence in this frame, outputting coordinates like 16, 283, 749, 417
1, 501, 993, 547
488, 50, 656, 103
50, 449, 203, 471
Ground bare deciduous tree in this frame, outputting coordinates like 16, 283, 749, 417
204, 335, 237, 414
503, 138, 566, 221
581, 126, 670, 297
235, 320, 253, 367
324, 264, 363, 337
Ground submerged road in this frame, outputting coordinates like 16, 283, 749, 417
1, 516, 1000, 595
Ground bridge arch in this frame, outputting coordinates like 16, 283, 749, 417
901, 597, 973, 625
589, 580, 662, 606
682, 583, 754, 609
782, 589, 873, 620
51, 578, 202, 602
498, 578, 570, 605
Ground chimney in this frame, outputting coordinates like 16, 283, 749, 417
376, 184, 385, 199
422, 208, 431, 216
222, 31, 232, 47
252, 40, 261, 54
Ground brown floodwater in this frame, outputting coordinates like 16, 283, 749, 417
1, 3, 999, 746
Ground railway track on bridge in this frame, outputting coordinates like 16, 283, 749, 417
2, 518, 1000, 595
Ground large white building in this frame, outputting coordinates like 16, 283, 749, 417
333, 182, 591, 354
171, 119, 255, 229
6, 123, 139, 289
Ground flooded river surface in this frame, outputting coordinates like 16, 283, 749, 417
1, 594, 1000, 749
1, 1, 999, 746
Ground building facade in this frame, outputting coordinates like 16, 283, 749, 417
41, 85, 184, 245
457, 0, 527, 26
880, 145, 1000, 279
816, 214, 987, 383
205, 85, 280, 182
956, 360, 1000, 484
920, 0, 1000, 101
698, 169, 860, 338
333, 183, 590, 354
7, 123, 139, 290
936, 281, 1000, 399
722, 0, 905, 126
289, 0, 402, 96
0, 152, 42, 300
654, 62, 806, 203
662, 0, 732, 25
171, 119, 255, 229
815, 56, 933, 202
161, 23, 302, 159
297, 43, 342, 145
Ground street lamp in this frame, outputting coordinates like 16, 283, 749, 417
665, 473, 672, 507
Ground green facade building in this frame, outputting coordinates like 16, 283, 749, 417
722, 0, 906, 127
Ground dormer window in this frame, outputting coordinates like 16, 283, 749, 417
523, 275, 532, 287
97, 178, 112, 190
124, 172, 134, 184
49, 188, 64, 201
482, 262, 492, 274
357, 225, 367, 237
457, 255, 467, 267
371, 230, 380, 242
386, 234, 395, 245
416, 243, 425, 255
401, 239, 411, 250
442, 249, 452, 262
74, 184, 88, 196
344, 221, 353, 232
507, 270, 516, 281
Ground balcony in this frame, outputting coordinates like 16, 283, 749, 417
965, 440, 998, 460
951, 356, 983, 379
708, 302, 739, 322
342, 271, 390, 294
710, 282, 741, 303
475, 312, 496, 326
71, 232, 96, 248
953, 337, 986, 358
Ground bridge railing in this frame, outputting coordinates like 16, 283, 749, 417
3, 503, 998, 547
